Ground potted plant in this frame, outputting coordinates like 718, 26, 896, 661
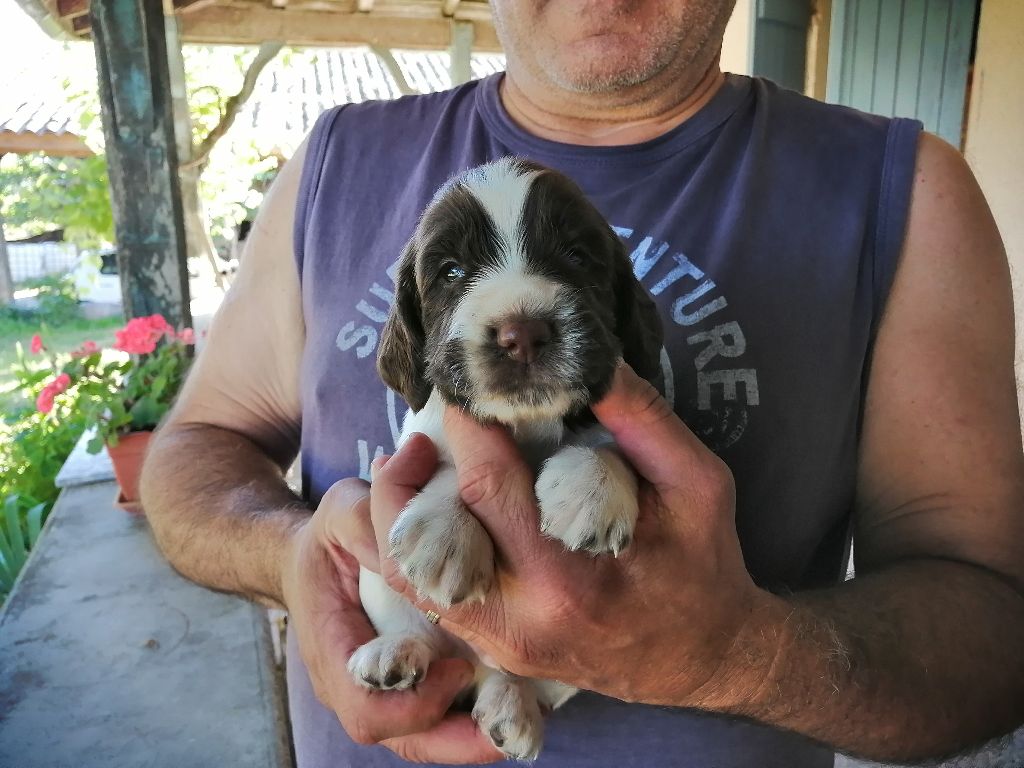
31, 315, 195, 512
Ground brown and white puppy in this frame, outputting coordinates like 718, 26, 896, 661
349, 157, 663, 760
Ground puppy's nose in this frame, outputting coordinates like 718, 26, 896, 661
496, 319, 552, 364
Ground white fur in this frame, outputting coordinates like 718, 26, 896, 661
388, 464, 496, 607
472, 672, 545, 761
460, 156, 538, 263
536, 439, 639, 557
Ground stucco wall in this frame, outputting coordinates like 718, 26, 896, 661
721, 0, 753, 76
963, 0, 1024, 422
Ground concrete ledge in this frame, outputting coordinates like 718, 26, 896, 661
0, 480, 292, 768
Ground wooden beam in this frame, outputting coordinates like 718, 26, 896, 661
56, 0, 88, 18
0, 213, 13, 305
448, 18, 473, 85
370, 44, 415, 95
90, 0, 191, 326
0, 131, 94, 157
179, 6, 502, 50
356, 0, 374, 11
173, 0, 220, 13
441, 0, 461, 17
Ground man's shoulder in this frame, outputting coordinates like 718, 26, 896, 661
749, 76, 890, 129
743, 76, 921, 178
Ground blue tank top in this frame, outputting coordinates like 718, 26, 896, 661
287, 73, 921, 767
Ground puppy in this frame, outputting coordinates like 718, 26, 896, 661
349, 157, 663, 760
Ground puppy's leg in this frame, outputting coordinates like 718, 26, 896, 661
388, 466, 495, 607
473, 670, 546, 761
535, 433, 638, 556
349, 568, 447, 691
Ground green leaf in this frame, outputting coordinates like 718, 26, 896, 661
86, 434, 106, 454
26, 503, 47, 547
1, 498, 25, 575
129, 396, 162, 429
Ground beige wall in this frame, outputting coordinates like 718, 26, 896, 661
721, 0, 753, 76
963, 0, 1024, 417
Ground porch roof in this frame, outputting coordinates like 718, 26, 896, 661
0, 100, 92, 157
15, 0, 501, 51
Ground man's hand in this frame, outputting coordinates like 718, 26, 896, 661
351, 363, 771, 707
281, 481, 502, 764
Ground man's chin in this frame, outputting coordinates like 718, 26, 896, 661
541, 46, 672, 94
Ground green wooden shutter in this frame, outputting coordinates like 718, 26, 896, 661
752, 0, 811, 92
827, 0, 978, 146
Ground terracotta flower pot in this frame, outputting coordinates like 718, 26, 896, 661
106, 430, 152, 514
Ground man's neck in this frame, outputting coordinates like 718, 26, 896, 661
498, 63, 725, 147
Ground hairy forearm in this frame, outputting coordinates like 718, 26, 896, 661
141, 422, 310, 608
705, 560, 1024, 762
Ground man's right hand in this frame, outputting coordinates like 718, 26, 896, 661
281, 478, 503, 764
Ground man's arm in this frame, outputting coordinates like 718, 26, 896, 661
719, 132, 1024, 757
141, 142, 310, 608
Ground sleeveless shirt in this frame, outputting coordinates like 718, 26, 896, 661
287, 73, 922, 768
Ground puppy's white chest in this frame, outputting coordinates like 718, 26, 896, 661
399, 390, 566, 470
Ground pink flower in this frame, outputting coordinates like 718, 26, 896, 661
177, 328, 195, 345
35, 373, 72, 414
71, 340, 100, 358
145, 314, 172, 336
114, 315, 171, 355
36, 388, 55, 414
30, 334, 44, 355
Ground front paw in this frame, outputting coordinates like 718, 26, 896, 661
535, 445, 638, 556
388, 472, 495, 607
348, 634, 435, 691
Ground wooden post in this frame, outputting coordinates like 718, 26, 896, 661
449, 20, 474, 86
89, 0, 191, 328
0, 210, 13, 306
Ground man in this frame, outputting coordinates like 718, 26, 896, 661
141, 1, 1024, 766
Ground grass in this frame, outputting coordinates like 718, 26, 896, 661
0, 314, 123, 414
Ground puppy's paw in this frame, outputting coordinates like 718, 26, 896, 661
473, 673, 544, 762
348, 634, 435, 691
536, 445, 638, 556
388, 472, 495, 607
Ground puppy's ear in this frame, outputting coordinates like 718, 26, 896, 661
611, 233, 664, 387
377, 241, 431, 412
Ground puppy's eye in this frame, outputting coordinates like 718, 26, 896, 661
442, 262, 466, 282
565, 249, 585, 266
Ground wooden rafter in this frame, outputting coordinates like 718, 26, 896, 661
370, 44, 415, 95
175, 0, 221, 13
179, 6, 501, 50
0, 131, 93, 157
55, 0, 88, 18
34, 0, 500, 48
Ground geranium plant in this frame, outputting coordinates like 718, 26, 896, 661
31, 314, 196, 454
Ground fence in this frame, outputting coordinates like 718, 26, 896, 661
7, 243, 79, 283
